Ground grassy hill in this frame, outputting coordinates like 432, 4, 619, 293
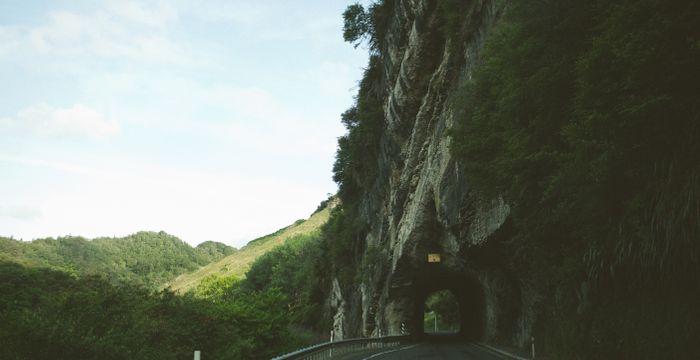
0, 231, 235, 288
166, 206, 331, 293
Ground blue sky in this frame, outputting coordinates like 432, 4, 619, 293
0, 0, 369, 247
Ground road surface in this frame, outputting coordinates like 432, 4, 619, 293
336, 342, 514, 360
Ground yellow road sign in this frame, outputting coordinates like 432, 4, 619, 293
427, 253, 441, 263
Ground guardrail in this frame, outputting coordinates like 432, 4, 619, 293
271, 335, 412, 360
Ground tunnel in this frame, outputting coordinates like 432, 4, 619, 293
410, 270, 486, 340
382, 200, 491, 341
385, 259, 487, 341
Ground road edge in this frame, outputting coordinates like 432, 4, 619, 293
476, 343, 530, 360
360, 344, 419, 359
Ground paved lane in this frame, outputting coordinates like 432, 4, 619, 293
338, 342, 510, 360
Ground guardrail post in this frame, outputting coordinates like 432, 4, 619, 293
531, 337, 536, 359
194, 350, 201, 360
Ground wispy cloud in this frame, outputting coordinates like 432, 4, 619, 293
181, 0, 269, 25
0, 104, 119, 140
0, 154, 108, 177
0, 0, 366, 246
0, 206, 42, 221
104, 0, 178, 28
1, 1, 198, 66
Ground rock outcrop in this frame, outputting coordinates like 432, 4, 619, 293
329, 0, 533, 346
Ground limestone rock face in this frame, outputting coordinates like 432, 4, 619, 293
328, 0, 534, 346
330, 277, 347, 339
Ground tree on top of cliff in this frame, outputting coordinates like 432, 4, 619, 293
342, 1, 393, 53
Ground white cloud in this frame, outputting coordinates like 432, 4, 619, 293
0, 206, 42, 220
105, 0, 178, 28
0, 155, 321, 246
178, 0, 342, 45
181, 0, 268, 25
205, 86, 282, 121
0, 1, 364, 246
80, 69, 341, 157
0, 104, 118, 140
0, 26, 22, 56
1, 1, 197, 66
0, 154, 98, 179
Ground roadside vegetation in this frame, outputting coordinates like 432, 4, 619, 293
0, 261, 298, 360
449, 0, 700, 357
0, 202, 333, 359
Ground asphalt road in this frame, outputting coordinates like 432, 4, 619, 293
336, 342, 513, 360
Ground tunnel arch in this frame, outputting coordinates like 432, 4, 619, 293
412, 272, 485, 340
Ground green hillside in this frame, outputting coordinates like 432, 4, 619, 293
0, 260, 298, 360
166, 206, 331, 293
0, 232, 235, 288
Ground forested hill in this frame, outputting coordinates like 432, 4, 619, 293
0, 231, 235, 288
0, 202, 331, 359
167, 203, 332, 292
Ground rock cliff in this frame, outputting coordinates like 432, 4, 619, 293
329, 0, 530, 346
327, 0, 700, 357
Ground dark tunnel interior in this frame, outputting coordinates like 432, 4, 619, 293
410, 271, 486, 341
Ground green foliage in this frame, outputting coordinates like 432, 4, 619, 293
435, 0, 472, 42
342, 1, 394, 52
168, 207, 331, 293
323, 2, 397, 336
424, 290, 460, 333
239, 209, 374, 337
0, 262, 234, 359
244, 233, 324, 329
0, 261, 303, 360
452, 0, 700, 276
313, 194, 334, 214
0, 216, 328, 359
342, 4, 370, 48
425, 290, 459, 321
191, 272, 303, 359
194, 274, 242, 301
195, 241, 237, 259
450, 0, 700, 357
320, 206, 369, 290
0, 232, 234, 288
329, 2, 395, 313
333, 55, 385, 206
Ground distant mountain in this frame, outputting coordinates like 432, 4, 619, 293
166, 205, 332, 293
0, 231, 235, 288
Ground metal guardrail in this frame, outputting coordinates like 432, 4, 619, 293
271, 335, 412, 360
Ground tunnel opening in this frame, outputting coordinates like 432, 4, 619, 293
423, 289, 460, 334
411, 272, 486, 341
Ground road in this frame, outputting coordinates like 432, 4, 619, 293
336, 342, 514, 360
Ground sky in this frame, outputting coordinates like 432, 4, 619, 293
0, 0, 369, 247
